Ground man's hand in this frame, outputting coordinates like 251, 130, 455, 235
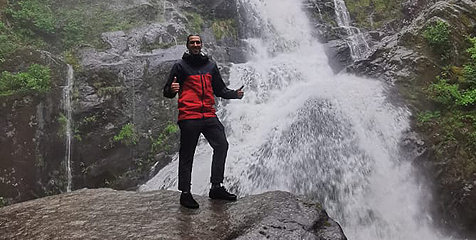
237, 85, 244, 99
171, 76, 180, 93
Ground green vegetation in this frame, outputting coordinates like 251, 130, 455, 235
419, 37, 476, 177
424, 38, 476, 108
60, 9, 85, 48
57, 4, 137, 49
113, 123, 139, 146
425, 76, 461, 106
97, 86, 124, 97
212, 19, 237, 41
83, 115, 97, 124
35, 155, 45, 168
423, 20, 451, 59
343, 0, 404, 29
111, 122, 179, 183
150, 122, 179, 155
58, 113, 82, 142
141, 40, 176, 52
463, 37, 476, 85
129, 122, 179, 173
416, 110, 440, 128
0, 0, 153, 66
92, 81, 125, 97
63, 50, 82, 72
6, 0, 56, 34
0, 22, 21, 63
57, 113, 67, 137
0, 64, 51, 96
73, 128, 82, 142
0, 196, 7, 207
3, 0, 51, 52
73, 115, 98, 142
186, 12, 204, 34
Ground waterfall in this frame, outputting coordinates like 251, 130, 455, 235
333, 0, 370, 60
141, 0, 457, 239
63, 64, 74, 192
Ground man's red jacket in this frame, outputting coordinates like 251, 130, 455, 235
163, 52, 239, 121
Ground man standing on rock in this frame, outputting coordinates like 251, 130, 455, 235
163, 34, 244, 209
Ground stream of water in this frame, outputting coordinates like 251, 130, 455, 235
333, 0, 370, 60
63, 64, 73, 192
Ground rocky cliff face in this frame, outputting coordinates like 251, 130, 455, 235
0, 49, 70, 204
349, 0, 476, 84
0, 189, 347, 240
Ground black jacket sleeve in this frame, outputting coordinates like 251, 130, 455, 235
211, 64, 239, 99
163, 63, 182, 98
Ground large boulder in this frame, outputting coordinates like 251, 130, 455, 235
0, 189, 347, 240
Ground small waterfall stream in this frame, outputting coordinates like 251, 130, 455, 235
141, 0, 458, 239
333, 0, 370, 60
63, 64, 74, 192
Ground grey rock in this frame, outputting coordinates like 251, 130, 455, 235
0, 189, 347, 240
400, 131, 426, 160
305, 0, 363, 72
101, 31, 129, 55
348, 0, 476, 85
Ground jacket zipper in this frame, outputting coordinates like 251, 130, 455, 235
199, 71, 205, 118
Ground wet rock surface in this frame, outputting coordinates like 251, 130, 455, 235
0, 189, 347, 240
306, 0, 354, 72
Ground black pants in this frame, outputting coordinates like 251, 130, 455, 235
177, 117, 229, 192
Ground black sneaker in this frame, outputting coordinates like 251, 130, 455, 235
180, 192, 199, 209
209, 186, 237, 201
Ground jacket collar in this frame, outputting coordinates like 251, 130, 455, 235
182, 51, 209, 66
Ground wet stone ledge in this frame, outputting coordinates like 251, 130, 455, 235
0, 189, 347, 240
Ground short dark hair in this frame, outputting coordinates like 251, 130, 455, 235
186, 34, 201, 45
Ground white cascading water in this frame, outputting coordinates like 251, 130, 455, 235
333, 0, 370, 60
141, 0, 457, 239
63, 64, 74, 192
